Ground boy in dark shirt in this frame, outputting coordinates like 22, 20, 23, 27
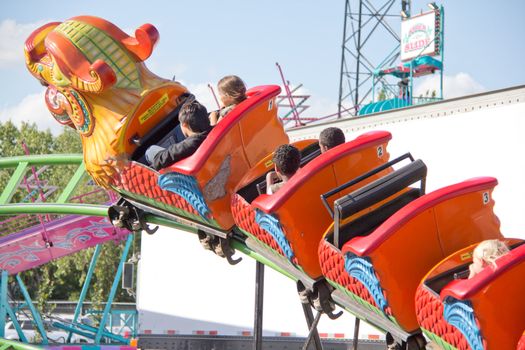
265, 144, 301, 194
145, 100, 211, 170
319, 127, 345, 153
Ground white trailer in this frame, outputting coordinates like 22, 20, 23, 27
289, 85, 525, 237
136, 85, 525, 340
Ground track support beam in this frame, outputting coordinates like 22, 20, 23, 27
253, 261, 265, 350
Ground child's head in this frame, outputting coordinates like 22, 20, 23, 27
179, 100, 210, 135
272, 144, 301, 178
217, 75, 247, 107
319, 127, 345, 153
473, 239, 509, 268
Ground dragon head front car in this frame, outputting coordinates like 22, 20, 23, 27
24, 16, 188, 188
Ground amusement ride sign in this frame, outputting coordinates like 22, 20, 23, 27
401, 10, 441, 61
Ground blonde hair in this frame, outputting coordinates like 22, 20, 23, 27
218, 75, 247, 104
473, 239, 509, 267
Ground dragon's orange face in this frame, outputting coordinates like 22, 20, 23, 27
24, 16, 187, 188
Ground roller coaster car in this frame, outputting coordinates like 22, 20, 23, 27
319, 175, 503, 337
519, 332, 525, 350
416, 239, 525, 350
23, 16, 287, 232
114, 85, 287, 232
231, 131, 392, 280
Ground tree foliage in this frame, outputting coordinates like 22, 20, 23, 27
377, 88, 388, 101
0, 121, 136, 309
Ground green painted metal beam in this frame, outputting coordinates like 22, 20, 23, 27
0, 193, 296, 283
0, 339, 42, 350
5, 301, 28, 343
0, 203, 109, 217
95, 234, 133, 344
0, 203, 201, 233
56, 162, 86, 203
143, 214, 197, 233
230, 240, 297, 281
15, 275, 48, 344
67, 244, 102, 343
0, 162, 28, 205
0, 153, 85, 205
0, 154, 83, 168
0, 270, 6, 338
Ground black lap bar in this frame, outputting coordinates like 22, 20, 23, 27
335, 159, 427, 220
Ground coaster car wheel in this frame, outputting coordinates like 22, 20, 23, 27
406, 334, 426, 350
297, 280, 342, 320
386, 332, 426, 350
197, 230, 242, 265
108, 199, 159, 234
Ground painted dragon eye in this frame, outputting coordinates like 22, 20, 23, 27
44, 85, 94, 135
45, 86, 73, 126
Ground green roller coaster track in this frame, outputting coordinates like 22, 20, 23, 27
0, 154, 295, 278
0, 338, 42, 350
0, 153, 301, 349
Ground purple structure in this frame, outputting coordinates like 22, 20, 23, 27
0, 215, 129, 275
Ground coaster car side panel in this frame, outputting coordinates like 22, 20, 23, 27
238, 131, 392, 278
518, 332, 525, 350
318, 158, 426, 331
232, 140, 320, 265
111, 162, 204, 224
340, 177, 502, 332
318, 238, 394, 317
416, 239, 525, 350
437, 242, 525, 350
169, 86, 285, 175
161, 85, 288, 229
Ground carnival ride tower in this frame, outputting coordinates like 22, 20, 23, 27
338, 1, 444, 117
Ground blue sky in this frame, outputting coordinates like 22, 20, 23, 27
0, 0, 524, 133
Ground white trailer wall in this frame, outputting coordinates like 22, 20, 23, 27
137, 227, 378, 337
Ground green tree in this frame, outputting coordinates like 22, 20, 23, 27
0, 121, 136, 312
377, 88, 388, 101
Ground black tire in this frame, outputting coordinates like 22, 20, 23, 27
386, 332, 401, 350
197, 230, 214, 251
406, 334, 427, 350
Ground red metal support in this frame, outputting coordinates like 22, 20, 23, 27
276, 62, 302, 127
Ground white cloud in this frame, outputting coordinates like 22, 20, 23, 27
0, 19, 50, 68
0, 82, 220, 137
145, 59, 188, 79
0, 91, 64, 135
182, 81, 222, 111
414, 72, 486, 99
176, 81, 341, 122
0, 81, 341, 136
175, 81, 341, 126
